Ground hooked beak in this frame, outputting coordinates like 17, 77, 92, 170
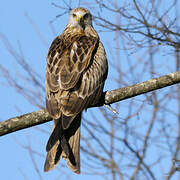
75, 15, 85, 28
75, 15, 83, 22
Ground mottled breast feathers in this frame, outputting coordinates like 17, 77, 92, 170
46, 31, 108, 129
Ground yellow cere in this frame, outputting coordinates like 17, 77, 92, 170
75, 15, 82, 21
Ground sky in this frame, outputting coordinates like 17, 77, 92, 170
0, 0, 179, 180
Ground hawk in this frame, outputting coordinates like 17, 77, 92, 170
44, 7, 108, 174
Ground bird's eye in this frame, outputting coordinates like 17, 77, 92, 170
72, 13, 76, 18
83, 13, 89, 20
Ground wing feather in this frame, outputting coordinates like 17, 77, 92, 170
46, 31, 108, 128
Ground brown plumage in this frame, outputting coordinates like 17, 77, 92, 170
44, 7, 108, 174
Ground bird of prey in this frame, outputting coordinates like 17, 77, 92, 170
44, 7, 108, 174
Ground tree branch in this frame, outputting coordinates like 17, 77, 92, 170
0, 71, 180, 136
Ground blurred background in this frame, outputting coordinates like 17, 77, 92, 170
0, 0, 179, 179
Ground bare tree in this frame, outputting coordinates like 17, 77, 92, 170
0, 0, 180, 180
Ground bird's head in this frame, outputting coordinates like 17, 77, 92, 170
68, 7, 92, 29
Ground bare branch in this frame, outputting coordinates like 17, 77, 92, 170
0, 109, 51, 136
0, 71, 180, 136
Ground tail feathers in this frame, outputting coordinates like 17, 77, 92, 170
44, 140, 62, 172
44, 113, 81, 174
46, 119, 62, 152
66, 122, 81, 174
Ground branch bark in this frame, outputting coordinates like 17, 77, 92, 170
0, 71, 180, 136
